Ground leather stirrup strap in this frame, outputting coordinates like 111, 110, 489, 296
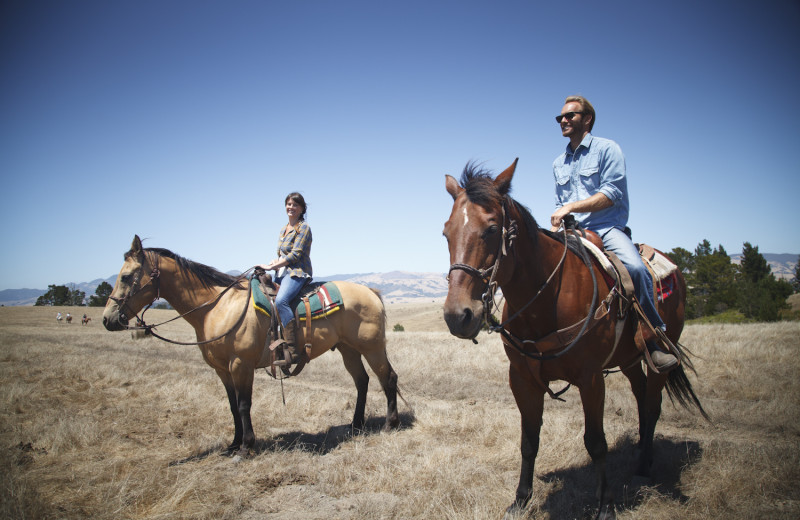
302, 298, 313, 359
631, 300, 681, 375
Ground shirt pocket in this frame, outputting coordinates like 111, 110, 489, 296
578, 155, 601, 192
554, 164, 572, 202
554, 164, 571, 187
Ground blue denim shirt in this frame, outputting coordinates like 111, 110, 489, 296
553, 134, 629, 235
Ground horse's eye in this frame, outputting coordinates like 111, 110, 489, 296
120, 274, 133, 284
484, 225, 499, 238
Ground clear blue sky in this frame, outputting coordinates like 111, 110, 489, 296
1, 0, 798, 291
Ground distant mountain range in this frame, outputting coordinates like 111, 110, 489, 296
1, 254, 796, 307
0, 271, 449, 307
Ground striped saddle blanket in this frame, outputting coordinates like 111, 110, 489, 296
252, 280, 343, 321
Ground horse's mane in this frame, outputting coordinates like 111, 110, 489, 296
459, 162, 540, 245
128, 247, 245, 289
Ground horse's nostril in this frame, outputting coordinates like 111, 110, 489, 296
462, 308, 473, 327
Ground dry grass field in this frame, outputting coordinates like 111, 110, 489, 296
1, 304, 799, 519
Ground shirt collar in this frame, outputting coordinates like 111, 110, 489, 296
566, 133, 593, 155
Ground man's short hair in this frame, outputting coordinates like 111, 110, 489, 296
565, 95, 595, 132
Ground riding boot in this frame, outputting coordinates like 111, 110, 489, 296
640, 322, 678, 373
273, 319, 301, 367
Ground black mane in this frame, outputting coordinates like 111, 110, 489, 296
459, 162, 540, 244
460, 162, 504, 209
130, 247, 244, 289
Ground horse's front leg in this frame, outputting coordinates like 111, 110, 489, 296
504, 360, 545, 519
622, 362, 648, 452
229, 358, 256, 454
215, 368, 243, 454
579, 372, 615, 520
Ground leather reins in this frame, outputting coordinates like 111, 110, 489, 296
114, 251, 255, 346
448, 200, 601, 362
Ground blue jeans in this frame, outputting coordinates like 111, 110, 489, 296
601, 227, 666, 331
273, 274, 308, 326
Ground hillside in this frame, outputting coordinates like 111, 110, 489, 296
0, 272, 449, 307
2, 252, 796, 306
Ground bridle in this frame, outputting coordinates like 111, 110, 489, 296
447, 198, 600, 362
108, 252, 162, 327
109, 251, 255, 346
447, 200, 518, 334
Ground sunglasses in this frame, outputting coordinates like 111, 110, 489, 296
556, 111, 584, 123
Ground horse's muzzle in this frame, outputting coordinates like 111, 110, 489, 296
102, 308, 129, 331
443, 303, 484, 340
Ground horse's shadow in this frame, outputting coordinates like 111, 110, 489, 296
535, 433, 702, 518
169, 412, 416, 466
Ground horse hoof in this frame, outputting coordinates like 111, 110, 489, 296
223, 444, 241, 456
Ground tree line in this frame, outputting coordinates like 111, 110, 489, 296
32, 243, 800, 322
669, 241, 797, 322
35, 281, 113, 307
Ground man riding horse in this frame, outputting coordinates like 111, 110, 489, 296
549, 95, 677, 372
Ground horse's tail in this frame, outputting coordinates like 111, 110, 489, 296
369, 287, 387, 331
665, 341, 711, 422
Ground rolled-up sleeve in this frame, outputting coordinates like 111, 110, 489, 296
597, 142, 626, 204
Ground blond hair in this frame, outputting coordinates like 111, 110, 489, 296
565, 95, 595, 132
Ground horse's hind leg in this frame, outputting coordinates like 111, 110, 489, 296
638, 371, 667, 477
337, 343, 370, 430
360, 344, 399, 430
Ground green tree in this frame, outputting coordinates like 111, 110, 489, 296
694, 239, 712, 257
685, 240, 736, 318
735, 243, 791, 321
793, 255, 800, 293
88, 281, 113, 307
667, 247, 694, 274
35, 284, 84, 306
67, 284, 86, 306
739, 242, 771, 284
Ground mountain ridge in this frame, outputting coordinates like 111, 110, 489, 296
0, 271, 449, 306
2, 254, 795, 307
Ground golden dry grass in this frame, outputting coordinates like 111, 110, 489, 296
1, 305, 799, 519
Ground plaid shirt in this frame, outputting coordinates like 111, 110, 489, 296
277, 220, 312, 278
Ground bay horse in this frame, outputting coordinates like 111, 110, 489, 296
103, 235, 400, 456
443, 160, 706, 519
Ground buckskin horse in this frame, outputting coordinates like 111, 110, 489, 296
103, 235, 400, 456
442, 160, 706, 519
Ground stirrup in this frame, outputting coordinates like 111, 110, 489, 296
647, 345, 678, 373
271, 343, 299, 368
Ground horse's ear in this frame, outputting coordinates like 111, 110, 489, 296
445, 175, 463, 200
130, 235, 146, 262
494, 158, 518, 196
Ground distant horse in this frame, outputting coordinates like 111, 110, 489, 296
82, 315, 91, 325
56, 313, 63, 323
442, 160, 706, 519
65, 314, 72, 324
103, 235, 400, 455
